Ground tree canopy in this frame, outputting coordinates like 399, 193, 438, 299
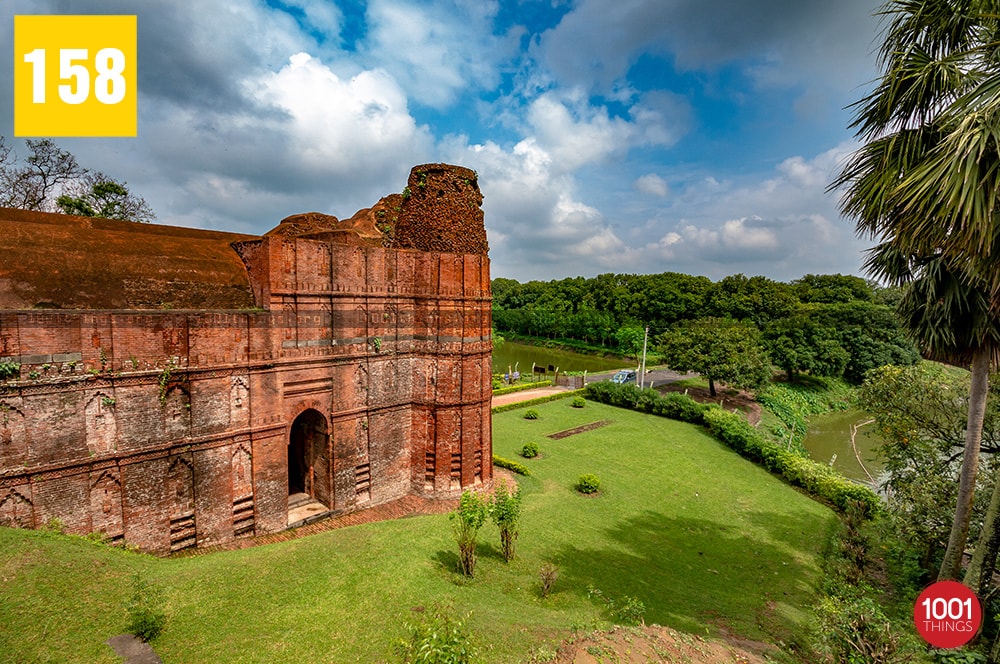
657, 317, 771, 397
0, 137, 154, 223
492, 270, 918, 385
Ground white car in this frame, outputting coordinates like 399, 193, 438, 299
610, 370, 636, 385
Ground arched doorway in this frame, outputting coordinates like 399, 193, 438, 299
288, 409, 331, 508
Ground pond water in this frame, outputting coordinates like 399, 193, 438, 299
801, 408, 885, 485
491, 341, 631, 376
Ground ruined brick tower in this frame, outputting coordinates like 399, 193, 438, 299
0, 163, 492, 553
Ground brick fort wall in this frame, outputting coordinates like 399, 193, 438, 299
0, 164, 492, 553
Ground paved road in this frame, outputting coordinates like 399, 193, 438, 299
584, 365, 694, 389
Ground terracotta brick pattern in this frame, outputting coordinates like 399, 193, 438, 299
0, 164, 492, 554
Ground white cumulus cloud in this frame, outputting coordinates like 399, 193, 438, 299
254, 53, 430, 173
635, 173, 669, 197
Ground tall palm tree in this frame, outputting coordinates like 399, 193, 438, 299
868, 244, 1000, 581
833, 0, 1000, 582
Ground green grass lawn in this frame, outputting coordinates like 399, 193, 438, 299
0, 400, 838, 663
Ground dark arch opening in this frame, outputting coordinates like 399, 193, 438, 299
288, 409, 330, 504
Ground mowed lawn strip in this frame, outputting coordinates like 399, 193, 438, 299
0, 400, 837, 663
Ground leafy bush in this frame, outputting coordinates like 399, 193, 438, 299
523, 409, 540, 420
520, 442, 539, 458
571, 396, 586, 408
588, 586, 645, 626
489, 479, 522, 562
815, 594, 901, 664
450, 491, 488, 577
576, 473, 601, 494
396, 606, 475, 664
932, 649, 988, 663
492, 455, 530, 476
125, 573, 166, 642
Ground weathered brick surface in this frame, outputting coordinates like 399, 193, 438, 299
0, 164, 491, 553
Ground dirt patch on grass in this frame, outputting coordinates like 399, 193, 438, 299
551, 624, 773, 663
548, 420, 613, 439
656, 384, 762, 426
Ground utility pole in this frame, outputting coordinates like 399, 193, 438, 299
639, 326, 648, 389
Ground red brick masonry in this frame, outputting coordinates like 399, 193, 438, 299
0, 164, 492, 554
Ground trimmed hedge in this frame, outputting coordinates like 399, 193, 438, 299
583, 382, 881, 517
584, 382, 708, 424
492, 380, 553, 397
493, 455, 531, 476
702, 409, 880, 516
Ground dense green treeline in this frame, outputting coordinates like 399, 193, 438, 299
492, 272, 919, 385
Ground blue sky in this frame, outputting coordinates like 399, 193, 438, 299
1, 0, 883, 282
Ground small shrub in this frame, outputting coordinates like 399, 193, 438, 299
0, 361, 20, 380
523, 409, 540, 420
520, 442, 539, 458
125, 573, 166, 642
492, 455, 530, 476
571, 396, 586, 408
489, 479, 522, 562
539, 563, 559, 598
396, 606, 475, 664
42, 517, 66, 534
815, 594, 900, 664
588, 586, 645, 626
576, 473, 601, 494
450, 490, 488, 577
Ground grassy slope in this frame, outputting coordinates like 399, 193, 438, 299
0, 401, 837, 663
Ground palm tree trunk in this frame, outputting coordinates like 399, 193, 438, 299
966, 476, 1000, 592
939, 348, 991, 581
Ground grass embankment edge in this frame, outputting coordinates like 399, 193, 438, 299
583, 381, 880, 516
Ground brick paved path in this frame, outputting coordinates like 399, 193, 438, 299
490, 385, 570, 407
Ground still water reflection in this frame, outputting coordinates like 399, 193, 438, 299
802, 408, 884, 485
491, 341, 630, 375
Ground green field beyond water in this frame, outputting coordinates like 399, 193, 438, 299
0, 401, 837, 663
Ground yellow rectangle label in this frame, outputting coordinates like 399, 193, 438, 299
14, 15, 137, 137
